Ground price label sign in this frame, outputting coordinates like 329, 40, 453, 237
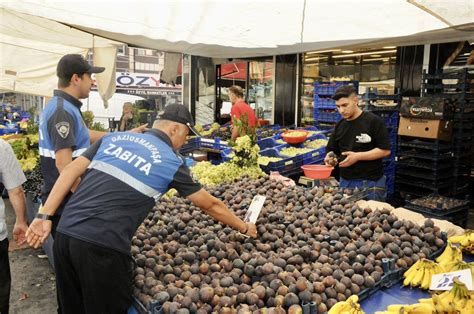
430, 269, 473, 291
243, 195, 266, 224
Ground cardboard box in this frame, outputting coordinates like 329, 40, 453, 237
398, 117, 453, 141
400, 97, 454, 120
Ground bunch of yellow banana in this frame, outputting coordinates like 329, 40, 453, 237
436, 242, 463, 267
403, 259, 445, 289
328, 295, 365, 314
374, 301, 435, 314
442, 260, 472, 272
449, 230, 474, 249
432, 279, 474, 314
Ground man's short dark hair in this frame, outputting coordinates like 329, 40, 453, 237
332, 85, 357, 101
229, 85, 244, 98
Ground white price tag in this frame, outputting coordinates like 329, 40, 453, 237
243, 195, 266, 224
430, 269, 473, 291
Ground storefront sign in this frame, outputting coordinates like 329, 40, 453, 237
116, 87, 181, 97
116, 72, 161, 87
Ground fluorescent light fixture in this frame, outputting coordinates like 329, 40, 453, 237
370, 55, 382, 57
463, 53, 471, 56
364, 57, 390, 62
333, 50, 397, 58
383, 46, 396, 49
342, 50, 354, 53
306, 49, 341, 55
305, 56, 328, 62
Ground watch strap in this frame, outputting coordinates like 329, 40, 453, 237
35, 213, 53, 221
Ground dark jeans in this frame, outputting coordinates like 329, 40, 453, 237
53, 233, 133, 314
0, 238, 10, 314
340, 175, 387, 201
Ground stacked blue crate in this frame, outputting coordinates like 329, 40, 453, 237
377, 111, 399, 199
313, 81, 359, 128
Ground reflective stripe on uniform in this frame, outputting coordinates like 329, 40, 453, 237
88, 160, 161, 200
40, 147, 88, 159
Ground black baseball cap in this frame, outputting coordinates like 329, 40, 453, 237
57, 54, 105, 79
159, 104, 201, 136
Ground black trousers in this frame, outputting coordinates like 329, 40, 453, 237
53, 233, 133, 314
0, 238, 10, 314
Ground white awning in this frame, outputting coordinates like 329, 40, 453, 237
2, 0, 473, 58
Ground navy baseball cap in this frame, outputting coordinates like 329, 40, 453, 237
159, 104, 201, 136
57, 54, 105, 79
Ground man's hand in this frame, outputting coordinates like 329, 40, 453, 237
26, 218, 52, 249
13, 220, 28, 245
245, 223, 257, 238
324, 151, 338, 167
130, 124, 148, 133
339, 151, 360, 168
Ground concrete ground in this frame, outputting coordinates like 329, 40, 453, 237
4, 199, 57, 314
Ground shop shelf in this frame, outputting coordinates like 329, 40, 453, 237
314, 81, 359, 96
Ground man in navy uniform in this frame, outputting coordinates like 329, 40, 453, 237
39, 54, 145, 237
27, 104, 257, 313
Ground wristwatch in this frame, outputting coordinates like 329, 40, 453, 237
35, 213, 53, 221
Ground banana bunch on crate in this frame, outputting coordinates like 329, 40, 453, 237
449, 231, 474, 254
432, 279, 474, 314
403, 259, 445, 289
376, 279, 474, 314
375, 301, 435, 314
436, 242, 463, 268
328, 295, 364, 314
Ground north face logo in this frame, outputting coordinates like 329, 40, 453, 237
56, 122, 70, 139
355, 133, 371, 143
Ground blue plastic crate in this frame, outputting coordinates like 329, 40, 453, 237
302, 150, 325, 165
0, 127, 18, 135
180, 137, 201, 153
314, 81, 359, 96
273, 143, 323, 164
314, 110, 342, 123
199, 137, 229, 150
258, 148, 302, 175
314, 96, 336, 109
375, 111, 399, 128
257, 137, 279, 150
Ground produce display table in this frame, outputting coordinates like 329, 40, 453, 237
361, 255, 474, 312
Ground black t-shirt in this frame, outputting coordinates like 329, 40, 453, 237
57, 129, 202, 255
326, 111, 390, 180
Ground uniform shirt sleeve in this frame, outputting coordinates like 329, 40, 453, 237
47, 107, 77, 152
82, 138, 103, 161
168, 164, 202, 197
371, 116, 391, 150
0, 140, 26, 190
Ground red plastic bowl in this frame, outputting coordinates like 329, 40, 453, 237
281, 130, 308, 144
301, 165, 334, 179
